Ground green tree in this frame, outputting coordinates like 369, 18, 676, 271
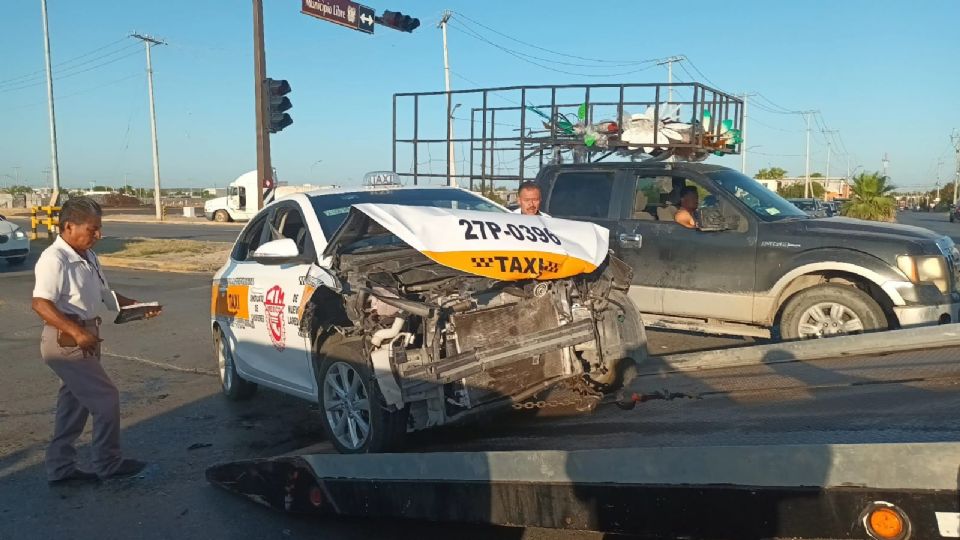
1, 185, 34, 196
756, 167, 787, 180
93, 185, 110, 192
841, 172, 896, 222
778, 182, 824, 199
810, 172, 824, 178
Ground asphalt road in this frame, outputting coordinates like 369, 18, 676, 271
895, 209, 960, 242
2, 267, 959, 540
7, 216, 244, 243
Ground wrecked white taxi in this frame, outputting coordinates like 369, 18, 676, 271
211, 190, 645, 453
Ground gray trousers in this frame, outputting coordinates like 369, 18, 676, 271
41, 321, 123, 480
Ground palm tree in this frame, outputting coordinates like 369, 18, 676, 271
841, 172, 897, 222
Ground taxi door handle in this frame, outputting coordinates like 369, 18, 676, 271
618, 233, 642, 249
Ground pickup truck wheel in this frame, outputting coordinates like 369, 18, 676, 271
316, 338, 407, 454
779, 284, 887, 340
215, 328, 258, 400
213, 210, 231, 223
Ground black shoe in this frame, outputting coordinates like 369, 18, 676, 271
103, 459, 147, 479
48, 469, 100, 486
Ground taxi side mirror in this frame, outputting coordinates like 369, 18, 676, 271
253, 238, 303, 265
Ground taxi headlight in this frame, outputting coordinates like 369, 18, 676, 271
13, 229, 26, 239
897, 255, 949, 294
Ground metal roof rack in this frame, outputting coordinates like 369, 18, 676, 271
392, 82, 743, 190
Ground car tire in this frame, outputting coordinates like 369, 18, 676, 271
215, 328, 258, 400
315, 336, 407, 454
951, 214, 956, 223
779, 284, 887, 341
213, 210, 231, 223
6, 256, 26, 266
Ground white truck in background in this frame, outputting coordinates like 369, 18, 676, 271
204, 170, 335, 222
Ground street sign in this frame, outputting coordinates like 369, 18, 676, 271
301, 0, 375, 34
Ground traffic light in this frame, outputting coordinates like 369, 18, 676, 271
266, 78, 292, 133
378, 10, 420, 32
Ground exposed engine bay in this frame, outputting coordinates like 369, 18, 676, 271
303, 210, 644, 435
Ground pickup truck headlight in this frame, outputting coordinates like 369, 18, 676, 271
897, 255, 949, 294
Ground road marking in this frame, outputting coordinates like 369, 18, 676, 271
102, 351, 217, 377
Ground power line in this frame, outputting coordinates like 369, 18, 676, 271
0, 37, 129, 86
448, 21, 660, 78
1, 72, 141, 112
451, 11, 661, 66
683, 57, 721, 89
0, 48, 142, 94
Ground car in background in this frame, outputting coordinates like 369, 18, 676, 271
787, 198, 828, 218
823, 201, 840, 217
950, 204, 960, 223
209, 182, 646, 453
0, 215, 30, 265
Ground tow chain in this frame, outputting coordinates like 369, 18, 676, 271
512, 377, 604, 413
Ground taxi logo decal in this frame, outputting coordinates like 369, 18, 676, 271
470, 256, 560, 274
264, 285, 286, 352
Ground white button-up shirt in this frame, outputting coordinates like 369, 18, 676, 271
33, 235, 114, 320
511, 208, 550, 217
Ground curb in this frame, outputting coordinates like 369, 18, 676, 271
98, 256, 216, 274
639, 323, 960, 377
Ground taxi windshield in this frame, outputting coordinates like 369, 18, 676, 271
308, 188, 504, 237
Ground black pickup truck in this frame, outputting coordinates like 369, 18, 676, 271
536, 162, 960, 339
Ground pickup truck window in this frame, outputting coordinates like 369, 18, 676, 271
707, 169, 808, 221
550, 172, 614, 218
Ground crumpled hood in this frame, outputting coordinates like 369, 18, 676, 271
325, 203, 612, 281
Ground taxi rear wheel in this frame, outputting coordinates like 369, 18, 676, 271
216, 328, 257, 401
316, 337, 407, 454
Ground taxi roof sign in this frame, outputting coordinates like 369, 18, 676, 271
364, 171, 401, 187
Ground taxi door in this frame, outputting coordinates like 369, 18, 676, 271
241, 201, 318, 399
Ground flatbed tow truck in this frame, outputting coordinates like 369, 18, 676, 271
206, 83, 960, 539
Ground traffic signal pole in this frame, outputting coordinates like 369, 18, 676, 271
253, 0, 271, 213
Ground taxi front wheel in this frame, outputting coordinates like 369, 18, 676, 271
316, 337, 407, 454
215, 328, 257, 400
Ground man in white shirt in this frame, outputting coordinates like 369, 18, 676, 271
32, 197, 160, 484
511, 181, 550, 217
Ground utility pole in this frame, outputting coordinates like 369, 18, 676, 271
952, 130, 960, 206
802, 111, 815, 198
740, 93, 757, 174
657, 55, 686, 108
438, 10, 456, 186
937, 159, 943, 202
40, 0, 61, 202
252, 0, 271, 213
131, 33, 165, 220
823, 129, 838, 200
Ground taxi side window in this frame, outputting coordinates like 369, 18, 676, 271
271, 205, 313, 257
232, 214, 268, 261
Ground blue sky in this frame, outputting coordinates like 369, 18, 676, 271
1, 0, 958, 191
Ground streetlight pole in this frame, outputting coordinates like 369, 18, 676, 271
40, 0, 61, 202
803, 111, 813, 198
132, 34, 165, 220
438, 11, 456, 186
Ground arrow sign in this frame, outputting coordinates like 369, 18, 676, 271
301, 0, 375, 34
356, 5, 375, 33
